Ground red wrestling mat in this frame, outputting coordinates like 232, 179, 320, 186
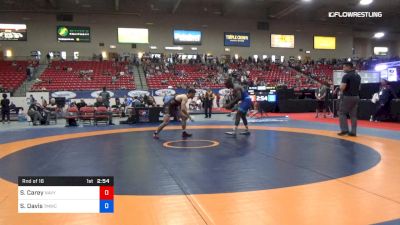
267, 112, 400, 131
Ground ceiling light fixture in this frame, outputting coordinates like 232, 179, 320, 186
165, 46, 183, 50
373, 32, 385, 38
359, 0, 373, 5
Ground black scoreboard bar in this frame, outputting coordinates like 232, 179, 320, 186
18, 176, 114, 186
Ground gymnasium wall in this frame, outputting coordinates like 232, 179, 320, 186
353, 31, 400, 58
0, 12, 355, 60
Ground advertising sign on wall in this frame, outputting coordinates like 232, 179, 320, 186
173, 30, 202, 45
0, 24, 27, 41
224, 32, 250, 47
57, 26, 91, 42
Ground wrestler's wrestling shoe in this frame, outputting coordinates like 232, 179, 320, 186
240, 130, 251, 135
153, 132, 159, 139
182, 131, 193, 138
225, 129, 238, 136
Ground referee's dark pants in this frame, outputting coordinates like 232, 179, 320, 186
338, 96, 359, 134
204, 101, 212, 118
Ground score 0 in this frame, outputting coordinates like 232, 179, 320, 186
99, 186, 114, 213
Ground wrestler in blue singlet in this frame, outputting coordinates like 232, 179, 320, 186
235, 84, 252, 114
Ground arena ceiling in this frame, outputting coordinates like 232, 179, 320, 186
1, 0, 399, 32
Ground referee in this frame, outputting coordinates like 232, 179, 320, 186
338, 62, 361, 137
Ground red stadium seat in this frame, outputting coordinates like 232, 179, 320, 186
79, 106, 95, 125
94, 106, 110, 125
31, 61, 135, 91
65, 107, 79, 126
0, 61, 36, 91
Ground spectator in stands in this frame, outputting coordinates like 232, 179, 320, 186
315, 82, 328, 118
204, 89, 215, 118
29, 65, 34, 80
1, 94, 11, 124
111, 75, 117, 84
28, 100, 49, 125
46, 53, 51, 63
76, 99, 87, 110
370, 79, 398, 122
94, 96, 114, 125
26, 66, 32, 81
99, 87, 110, 108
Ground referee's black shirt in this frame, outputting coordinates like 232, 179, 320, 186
341, 70, 361, 96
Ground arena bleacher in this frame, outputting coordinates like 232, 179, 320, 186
303, 64, 334, 84
145, 60, 316, 90
146, 63, 224, 89
248, 64, 313, 88
0, 60, 35, 92
31, 61, 135, 91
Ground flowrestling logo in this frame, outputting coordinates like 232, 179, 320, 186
328, 12, 382, 18
128, 90, 150, 97
51, 91, 77, 99
155, 89, 176, 96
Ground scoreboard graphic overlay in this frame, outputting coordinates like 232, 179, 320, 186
18, 176, 114, 213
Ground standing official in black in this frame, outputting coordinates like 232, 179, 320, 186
338, 62, 361, 137
1, 94, 11, 124
204, 89, 215, 118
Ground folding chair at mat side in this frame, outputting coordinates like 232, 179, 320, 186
48, 110, 58, 124
94, 106, 110, 125
79, 106, 95, 125
65, 107, 79, 126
